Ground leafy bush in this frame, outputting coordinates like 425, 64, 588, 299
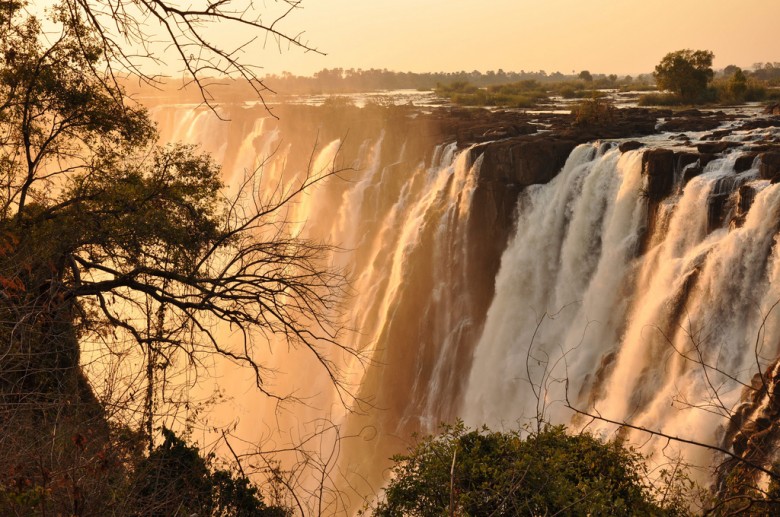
711, 68, 767, 104
435, 81, 548, 108
638, 93, 688, 106
133, 428, 289, 516
369, 422, 689, 517
620, 82, 658, 92
573, 95, 616, 126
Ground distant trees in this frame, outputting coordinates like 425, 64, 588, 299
729, 67, 749, 100
434, 80, 548, 108
579, 70, 594, 82
751, 63, 780, 83
258, 68, 633, 96
641, 52, 774, 106
369, 422, 688, 516
653, 49, 715, 102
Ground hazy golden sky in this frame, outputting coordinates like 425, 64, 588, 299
254, 0, 778, 75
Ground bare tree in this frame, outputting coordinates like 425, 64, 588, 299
56, 0, 323, 113
0, 3, 359, 514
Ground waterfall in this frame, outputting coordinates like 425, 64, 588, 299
150, 102, 780, 508
463, 143, 647, 427
463, 140, 780, 482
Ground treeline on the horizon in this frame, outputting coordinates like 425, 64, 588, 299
126, 63, 780, 105
125, 68, 647, 103
267, 63, 780, 93
263, 68, 645, 93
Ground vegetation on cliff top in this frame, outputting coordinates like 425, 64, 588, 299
639, 49, 776, 106
428, 50, 779, 109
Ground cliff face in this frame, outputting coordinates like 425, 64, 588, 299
332, 107, 671, 495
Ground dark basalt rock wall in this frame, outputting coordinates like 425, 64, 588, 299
466, 136, 578, 313
759, 152, 780, 182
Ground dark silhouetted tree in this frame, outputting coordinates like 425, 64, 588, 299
0, 2, 352, 514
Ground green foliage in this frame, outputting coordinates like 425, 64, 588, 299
654, 49, 715, 103
63, 143, 224, 271
0, 0, 346, 421
621, 81, 658, 93
559, 86, 603, 99
134, 428, 288, 516
730, 68, 748, 100
750, 62, 780, 85
370, 422, 686, 517
645, 58, 770, 106
435, 76, 639, 108
638, 93, 688, 106
710, 70, 767, 104
572, 95, 616, 126
0, 4, 339, 515
435, 80, 548, 108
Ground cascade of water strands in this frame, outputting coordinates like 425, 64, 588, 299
463, 141, 780, 485
152, 102, 780, 509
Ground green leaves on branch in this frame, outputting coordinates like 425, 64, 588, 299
370, 422, 691, 517
653, 49, 714, 103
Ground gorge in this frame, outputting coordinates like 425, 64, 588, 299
151, 101, 780, 509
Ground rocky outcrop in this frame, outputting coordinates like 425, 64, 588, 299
642, 149, 679, 203
463, 135, 578, 314
659, 115, 723, 132
443, 109, 538, 143
735, 153, 758, 172
717, 358, 780, 499
758, 152, 780, 182
697, 141, 741, 154
472, 136, 578, 187
559, 108, 660, 141
762, 103, 780, 116
619, 140, 644, 153
639, 147, 724, 251
732, 184, 758, 228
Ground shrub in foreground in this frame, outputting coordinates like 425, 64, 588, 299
369, 422, 690, 516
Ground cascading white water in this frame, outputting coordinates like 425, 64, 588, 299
463, 143, 648, 427
150, 103, 492, 510
149, 101, 780, 508
463, 140, 780, 482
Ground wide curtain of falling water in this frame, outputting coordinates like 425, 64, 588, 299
150, 103, 489, 511
463, 142, 780, 483
149, 102, 780, 508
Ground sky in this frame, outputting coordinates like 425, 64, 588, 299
246, 0, 779, 76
